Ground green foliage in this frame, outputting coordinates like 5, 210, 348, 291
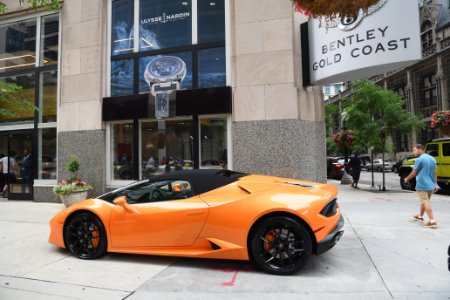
342, 79, 424, 154
325, 103, 339, 129
0, 0, 61, 14
66, 155, 80, 176
54, 156, 92, 196
0, 81, 38, 118
53, 182, 93, 196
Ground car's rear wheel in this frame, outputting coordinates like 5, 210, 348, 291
250, 216, 312, 275
64, 212, 107, 259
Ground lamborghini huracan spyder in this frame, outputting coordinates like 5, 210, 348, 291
49, 170, 344, 275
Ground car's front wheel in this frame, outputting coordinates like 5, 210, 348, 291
250, 216, 312, 275
64, 212, 107, 259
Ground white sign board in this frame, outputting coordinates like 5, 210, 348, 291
307, 0, 421, 85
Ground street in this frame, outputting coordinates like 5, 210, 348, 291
329, 170, 402, 191
0, 183, 449, 300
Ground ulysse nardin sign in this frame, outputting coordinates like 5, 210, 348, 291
304, 0, 421, 85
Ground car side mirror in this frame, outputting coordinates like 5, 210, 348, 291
113, 196, 127, 207
113, 196, 140, 213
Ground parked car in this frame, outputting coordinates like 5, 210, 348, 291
359, 155, 371, 167
392, 156, 416, 173
366, 159, 395, 172
327, 157, 345, 179
49, 169, 344, 275
399, 138, 450, 191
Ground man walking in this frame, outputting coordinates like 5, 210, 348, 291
404, 144, 438, 228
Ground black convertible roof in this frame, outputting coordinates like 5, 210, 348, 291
149, 169, 248, 195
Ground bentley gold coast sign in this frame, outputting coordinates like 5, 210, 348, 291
304, 0, 421, 85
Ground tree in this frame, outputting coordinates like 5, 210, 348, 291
0, 81, 37, 120
0, 0, 60, 14
342, 79, 424, 190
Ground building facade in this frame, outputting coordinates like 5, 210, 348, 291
326, 0, 450, 156
0, 0, 325, 202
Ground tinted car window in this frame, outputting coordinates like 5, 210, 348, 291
426, 144, 439, 157
101, 180, 194, 204
443, 143, 450, 156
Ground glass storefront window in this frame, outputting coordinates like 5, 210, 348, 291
139, 52, 192, 93
39, 70, 57, 123
198, 47, 225, 88
38, 128, 56, 179
139, 0, 192, 51
0, 74, 36, 124
40, 14, 59, 66
198, 0, 225, 43
112, 0, 134, 55
112, 122, 135, 180
0, 19, 37, 73
111, 59, 134, 96
141, 119, 193, 178
200, 117, 227, 169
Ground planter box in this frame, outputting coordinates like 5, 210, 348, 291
60, 190, 89, 207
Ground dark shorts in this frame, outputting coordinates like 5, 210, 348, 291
3, 173, 16, 184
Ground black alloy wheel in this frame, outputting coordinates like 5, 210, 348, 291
64, 212, 107, 259
250, 216, 312, 275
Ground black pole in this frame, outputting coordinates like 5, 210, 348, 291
371, 150, 374, 187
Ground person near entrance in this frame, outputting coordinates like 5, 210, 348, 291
404, 144, 438, 228
0, 151, 17, 198
18, 148, 32, 193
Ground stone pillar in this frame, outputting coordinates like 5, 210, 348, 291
437, 55, 448, 110
231, 1, 326, 183
57, 0, 107, 197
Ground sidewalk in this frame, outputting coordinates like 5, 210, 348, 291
0, 185, 449, 300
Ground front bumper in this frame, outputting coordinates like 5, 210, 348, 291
315, 215, 344, 255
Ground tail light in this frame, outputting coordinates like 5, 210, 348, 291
320, 198, 338, 217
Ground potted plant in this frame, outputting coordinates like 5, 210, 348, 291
431, 111, 450, 136
332, 129, 354, 148
53, 155, 93, 207
292, 0, 381, 19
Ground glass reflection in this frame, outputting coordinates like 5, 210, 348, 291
0, 19, 37, 73
112, 0, 134, 55
111, 59, 134, 96
201, 117, 227, 169
198, 48, 225, 88
198, 0, 225, 43
38, 128, 57, 179
141, 119, 193, 179
0, 74, 36, 124
40, 71, 57, 123
40, 14, 59, 66
112, 123, 135, 180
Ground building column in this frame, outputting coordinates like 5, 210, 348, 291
436, 55, 448, 110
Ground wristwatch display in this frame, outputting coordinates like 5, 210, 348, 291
144, 56, 187, 95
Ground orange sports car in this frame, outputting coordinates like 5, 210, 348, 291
49, 170, 343, 275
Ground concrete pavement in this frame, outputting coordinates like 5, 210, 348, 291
0, 184, 449, 300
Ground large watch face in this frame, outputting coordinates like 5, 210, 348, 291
147, 56, 186, 79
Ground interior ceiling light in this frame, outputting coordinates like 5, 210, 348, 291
0, 54, 47, 71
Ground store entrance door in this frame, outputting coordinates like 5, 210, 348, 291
0, 131, 34, 200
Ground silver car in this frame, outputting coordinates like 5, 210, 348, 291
366, 159, 395, 172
